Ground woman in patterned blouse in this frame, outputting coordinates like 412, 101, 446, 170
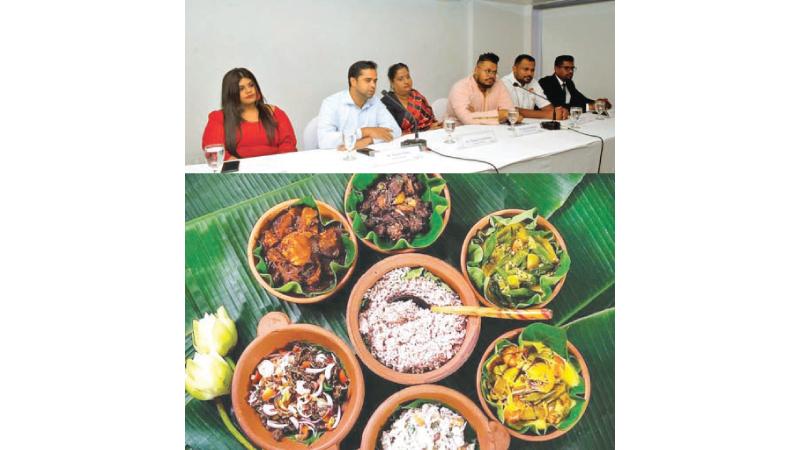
381, 63, 442, 134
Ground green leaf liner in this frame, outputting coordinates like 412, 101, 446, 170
344, 174, 449, 251
380, 398, 479, 449
252, 196, 355, 297
479, 323, 586, 436
466, 208, 571, 308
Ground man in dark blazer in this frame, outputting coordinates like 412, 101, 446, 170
539, 55, 612, 112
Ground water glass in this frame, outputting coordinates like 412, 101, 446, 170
443, 118, 456, 144
569, 107, 582, 128
507, 109, 519, 131
342, 130, 357, 161
203, 145, 225, 173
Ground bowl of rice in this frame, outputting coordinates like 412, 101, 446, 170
359, 384, 510, 450
346, 253, 481, 385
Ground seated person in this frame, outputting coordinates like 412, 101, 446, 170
539, 55, 612, 112
381, 63, 442, 134
446, 52, 523, 126
202, 67, 296, 160
317, 60, 401, 149
502, 54, 568, 120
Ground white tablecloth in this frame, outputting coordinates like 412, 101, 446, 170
186, 115, 614, 173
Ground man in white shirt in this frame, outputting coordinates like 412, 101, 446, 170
501, 54, 567, 120
317, 60, 401, 149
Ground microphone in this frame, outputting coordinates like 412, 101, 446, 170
381, 90, 428, 150
512, 82, 560, 130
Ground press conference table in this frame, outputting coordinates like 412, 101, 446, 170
186, 114, 614, 173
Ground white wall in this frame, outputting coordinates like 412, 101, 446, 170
185, 0, 533, 163
472, 0, 532, 77
538, 1, 615, 105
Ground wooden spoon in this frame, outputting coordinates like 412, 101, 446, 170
390, 295, 551, 321
430, 305, 552, 321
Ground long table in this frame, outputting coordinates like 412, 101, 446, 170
186, 115, 614, 173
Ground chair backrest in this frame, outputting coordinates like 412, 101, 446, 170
302, 116, 319, 150
431, 98, 448, 121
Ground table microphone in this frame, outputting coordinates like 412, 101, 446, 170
381, 90, 428, 150
512, 82, 560, 130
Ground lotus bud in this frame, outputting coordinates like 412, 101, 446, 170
185, 352, 233, 400
192, 306, 238, 356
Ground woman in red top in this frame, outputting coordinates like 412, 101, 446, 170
202, 68, 297, 160
380, 63, 443, 135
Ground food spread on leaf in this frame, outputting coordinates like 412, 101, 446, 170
247, 342, 349, 444
359, 174, 432, 242
359, 267, 466, 374
481, 338, 582, 434
380, 401, 477, 450
467, 209, 570, 309
258, 204, 345, 294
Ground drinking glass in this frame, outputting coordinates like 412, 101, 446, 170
443, 118, 456, 144
507, 109, 519, 131
569, 107, 582, 128
203, 145, 225, 173
594, 100, 607, 119
342, 130, 357, 161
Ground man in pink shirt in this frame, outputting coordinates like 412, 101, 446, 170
446, 52, 523, 125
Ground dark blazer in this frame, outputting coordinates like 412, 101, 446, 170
539, 75, 594, 111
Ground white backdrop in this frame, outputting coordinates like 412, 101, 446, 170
539, 1, 615, 107
186, 0, 535, 163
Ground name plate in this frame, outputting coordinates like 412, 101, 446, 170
374, 145, 421, 164
458, 131, 497, 149
512, 124, 543, 137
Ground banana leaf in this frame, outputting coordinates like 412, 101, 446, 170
185, 174, 613, 450
344, 174, 449, 250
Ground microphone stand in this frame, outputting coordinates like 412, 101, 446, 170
512, 82, 560, 130
381, 90, 428, 150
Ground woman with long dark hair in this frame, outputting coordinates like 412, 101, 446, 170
380, 63, 442, 134
202, 68, 296, 159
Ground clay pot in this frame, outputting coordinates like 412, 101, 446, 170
247, 199, 358, 304
359, 384, 510, 450
231, 312, 365, 450
460, 209, 568, 309
343, 174, 451, 254
475, 327, 591, 442
346, 253, 481, 384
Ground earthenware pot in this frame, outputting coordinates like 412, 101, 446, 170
460, 209, 568, 309
346, 253, 480, 384
343, 174, 451, 254
231, 312, 365, 450
475, 327, 591, 442
360, 384, 510, 450
247, 198, 358, 304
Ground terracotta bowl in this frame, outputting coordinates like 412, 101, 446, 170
231, 312, 365, 450
475, 327, 591, 442
247, 198, 359, 304
460, 209, 568, 309
343, 173, 451, 255
359, 384, 510, 450
346, 253, 481, 385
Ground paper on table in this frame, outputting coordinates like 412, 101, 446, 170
458, 130, 497, 149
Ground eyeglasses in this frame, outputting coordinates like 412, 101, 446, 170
480, 69, 498, 76
558, 66, 577, 72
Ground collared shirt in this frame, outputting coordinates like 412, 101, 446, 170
445, 76, 515, 125
501, 73, 550, 110
556, 75, 571, 104
316, 89, 401, 149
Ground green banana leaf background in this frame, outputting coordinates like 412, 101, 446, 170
185, 174, 614, 450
